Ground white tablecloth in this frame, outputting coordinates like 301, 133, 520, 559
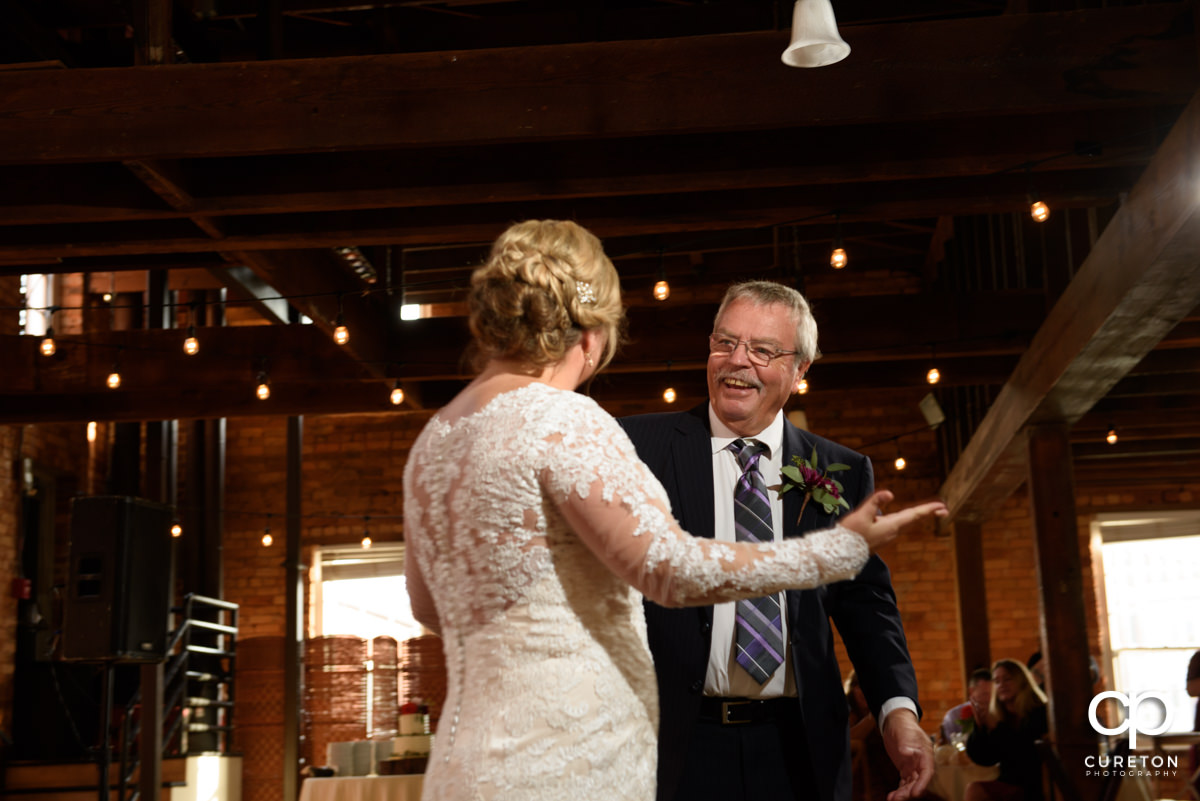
299, 775, 424, 801
929, 746, 1000, 801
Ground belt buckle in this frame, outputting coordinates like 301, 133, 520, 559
721, 699, 751, 725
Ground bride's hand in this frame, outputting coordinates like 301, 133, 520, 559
840, 490, 948, 551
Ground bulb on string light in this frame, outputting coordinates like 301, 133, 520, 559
255, 372, 271, 401
830, 247, 847, 270
262, 528, 273, 547
183, 325, 199, 355
390, 382, 405, 406
333, 323, 349, 346
1106, 426, 1118, 445
926, 367, 941, 385
40, 328, 56, 357
102, 292, 114, 304
87, 421, 97, 443
171, 521, 183, 538
1030, 200, 1050, 223
663, 387, 677, 404
796, 377, 809, 395
894, 456, 907, 471
654, 280, 670, 302
106, 367, 121, 389
361, 535, 372, 549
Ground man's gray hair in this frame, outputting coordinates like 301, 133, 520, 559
713, 281, 820, 364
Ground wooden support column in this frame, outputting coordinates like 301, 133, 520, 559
1026, 423, 1099, 797
283, 415, 303, 801
952, 520, 991, 681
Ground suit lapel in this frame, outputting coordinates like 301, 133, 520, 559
672, 404, 715, 540
782, 423, 837, 537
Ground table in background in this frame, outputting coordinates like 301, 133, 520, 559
929, 745, 999, 801
299, 775, 424, 801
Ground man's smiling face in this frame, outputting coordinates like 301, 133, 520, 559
707, 298, 808, 437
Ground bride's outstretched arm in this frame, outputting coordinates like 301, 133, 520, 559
541, 409, 944, 608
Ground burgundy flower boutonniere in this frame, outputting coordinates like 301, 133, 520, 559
769, 446, 851, 523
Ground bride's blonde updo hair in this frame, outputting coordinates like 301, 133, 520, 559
468, 219, 624, 372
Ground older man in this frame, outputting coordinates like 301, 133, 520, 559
621, 280, 932, 801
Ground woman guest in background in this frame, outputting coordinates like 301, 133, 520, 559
965, 659, 1049, 801
402, 219, 947, 801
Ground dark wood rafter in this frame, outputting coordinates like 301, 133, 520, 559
941, 90, 1200, 523
0, 6, 1191, 164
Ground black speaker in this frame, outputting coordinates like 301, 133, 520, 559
63, 496, 173, 662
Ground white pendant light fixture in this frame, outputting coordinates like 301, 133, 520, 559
782, 0, 850, 69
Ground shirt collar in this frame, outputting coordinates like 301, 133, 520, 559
707, 405, 785, 458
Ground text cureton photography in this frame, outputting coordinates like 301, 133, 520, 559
1083, 753, 1178, 779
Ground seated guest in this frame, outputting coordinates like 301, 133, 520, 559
965, 659, 1048, 801
941, 668, 994, 744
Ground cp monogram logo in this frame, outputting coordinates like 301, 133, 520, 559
1087, 691, 1171, 749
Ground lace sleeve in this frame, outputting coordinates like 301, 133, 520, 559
541, 397, 868, 608
403, 526, 441, 636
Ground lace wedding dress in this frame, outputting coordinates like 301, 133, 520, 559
402, 382, 868, 801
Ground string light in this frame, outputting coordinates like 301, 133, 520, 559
106, 353, 122, 389
796, 377, 809, 395
183, 325, 199, 355
654, 280, 670, 301
894, 456, 907, 471
361, 516, 372, 549
171, 520, 183, 538
926, 367, 941, 385
86, 421, 97, 443
1106, 426, 1118, 445
333, 294, 349, 346
1026, 167, 1049, 223
830, 213, 847, 269
262, 514, 273, 547
255, 371, 271, 400
663, 387, 677, 404
390, 381, 404, 406
40, 327, 56, 357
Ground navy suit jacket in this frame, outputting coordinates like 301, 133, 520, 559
620, 404, 920, 801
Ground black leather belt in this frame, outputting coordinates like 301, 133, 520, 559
697, 696, 794, 725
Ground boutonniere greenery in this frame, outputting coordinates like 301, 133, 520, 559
770, 446, 851, 521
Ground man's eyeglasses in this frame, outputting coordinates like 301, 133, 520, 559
708, 334, 798, 367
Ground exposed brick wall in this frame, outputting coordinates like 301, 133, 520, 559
3, 383, 1197, 752
222, 411, 434, 640
0, 419, 92, 749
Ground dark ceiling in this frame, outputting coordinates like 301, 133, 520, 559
1, 0, 1198, 520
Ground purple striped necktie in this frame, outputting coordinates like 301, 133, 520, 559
729, 438, 785, 684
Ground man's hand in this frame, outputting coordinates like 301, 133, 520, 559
881, 708, 934, 801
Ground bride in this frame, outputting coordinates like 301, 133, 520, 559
402, 219, 945, 801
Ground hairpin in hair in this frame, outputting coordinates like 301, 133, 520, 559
576, 281, 597, 305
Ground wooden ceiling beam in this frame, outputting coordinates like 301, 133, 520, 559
0, 166, 1145, 261
0, 108, 1161, 226
939, 90, 1200, 523
0, 5, 1190, 165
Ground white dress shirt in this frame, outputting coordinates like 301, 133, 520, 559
702, 404, 919, 728
704, 406, 795, 698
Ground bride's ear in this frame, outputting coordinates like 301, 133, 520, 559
579, 328, 605, 360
